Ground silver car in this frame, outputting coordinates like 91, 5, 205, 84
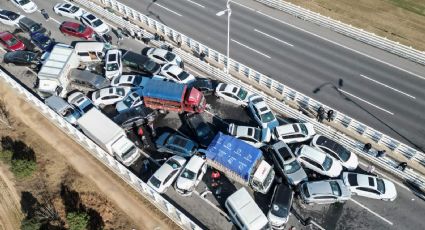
299, 179, 351, 205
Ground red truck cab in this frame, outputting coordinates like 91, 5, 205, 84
143, 80, 206, 113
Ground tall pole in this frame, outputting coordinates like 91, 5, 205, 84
226, 0, 231, 74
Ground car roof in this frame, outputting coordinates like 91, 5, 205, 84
273, 183, 293, 206
299, 145, 326, 163
236, 125, 258, 137
185, 155, 205, 171
0, 9, 18, 16
83, 13, 97, 21
151, 48, 168, 56
62, 21, 80, 28
60, 3, 72, 9
349, 173, 377, 188
306, 180, 334, 195
224, 84, 239, 94
275, 123, 301, 135
272, 141, 294, 161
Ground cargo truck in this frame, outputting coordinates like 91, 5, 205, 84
77, 108, 140, 166
200, 132, 275, 194
142, 80, 207, 113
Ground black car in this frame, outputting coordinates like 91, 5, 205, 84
18, 17, 46, 34
113, 104, 157, 130
121, 50, 161, 75
3, 51, 40, 68
0, 9, 21, 24
268, 182, 293, 229
185, 113, 215, 147
189, 78, 216, 96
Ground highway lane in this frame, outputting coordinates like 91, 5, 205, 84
119, 0, 425, 152
2, 0, 425, 229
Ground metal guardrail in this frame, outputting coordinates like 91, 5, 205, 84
255, 0, 425, 66
0, 67, 202, 230
80, 0, 425, 172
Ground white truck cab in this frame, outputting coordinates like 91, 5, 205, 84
251, 160, 275, 194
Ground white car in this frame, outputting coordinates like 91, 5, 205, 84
67, 91, 94, 115
11, 0, 37, 13
248, 95, 279, 129
148, 156, 187, 194
160, 63, 195, 84
53, 2, 84, 19
175, 155, 207, 196
215, 83, 252, 107
80, 12, 109, 35
342, 172, 397, 201
273, 122, 316, 144
115, 88, 143, 113
295, 145, 342, 178
104, 49, 122, 79
228, 123, 271, 148
311, 135, 358, 170
111, 74, 144, 87
91, 86, 131, 108
0, 9, 24, 26
143, 47, 183, 67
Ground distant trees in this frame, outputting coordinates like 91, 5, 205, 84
67, 212, 89, 230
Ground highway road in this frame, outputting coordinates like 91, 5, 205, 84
118, 0, 425, 153
1, 0, 425, 229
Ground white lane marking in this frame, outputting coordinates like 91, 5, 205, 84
360, 74, 416, 99
36, 9, 60, 24
339, 89, 394, 115
350, 199, 394, 225
254, 29, 294, 47
186, 0, 205, 8
231, 39, 271, 58
230, 1, 255, 11
256, 11, 425, 81
154, 3, 183, 17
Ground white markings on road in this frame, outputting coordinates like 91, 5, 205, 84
230, 1, 255, 11
231, 39, 271, 58
360, 74, 416, 99
255, 11, 425, 81
350, 199, 394, 226
186, 0, 205, 8
254, 29, 294, 47
36, 10, 60, 25
339, 89, 394, 115
154, 3, 183, 17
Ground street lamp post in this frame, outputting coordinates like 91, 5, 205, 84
216, 0, 232, 74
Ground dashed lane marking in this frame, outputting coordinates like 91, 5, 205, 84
254, 28, 294, 47
338, 89, 394, 115
350, 199, 394, 226
155, 3, 183, 17
360, 74, 416, 99
231, 39, 271, 59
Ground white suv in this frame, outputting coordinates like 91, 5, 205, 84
342, 172, 397, 201
273, 123, 315, 144
228, 123, 271, 148
295, 145, 342, 178
248, 95, 279, 129
104, 49, 122, 79
175, 155, 207, 196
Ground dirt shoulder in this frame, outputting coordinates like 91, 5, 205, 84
0, 165, 23, 230
283, 0, 425, 51
0, 78, 177, 229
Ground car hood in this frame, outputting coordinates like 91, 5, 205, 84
9, 41, 25, 51
22, 1, 37, 11
176, 177, 195, 191
343, 152, 358, 170
267, 211, 288, 227
382, 180, 397, 200
326, 159, 343, 177
287, 167, 308, 186
95, 23, 109, 34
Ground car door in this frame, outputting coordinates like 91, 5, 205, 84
60, 8, 71, 18
65, 25, 77, 36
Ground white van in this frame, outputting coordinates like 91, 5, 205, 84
74, 42, 107, 62
225, 187, 270, 230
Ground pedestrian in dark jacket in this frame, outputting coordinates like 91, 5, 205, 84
327, 109, 334, 122
396, 162, 408, 171
41, 9, 49, 20
376, 150, 386, 158
363, 143, 372, 153
317, 106, 325, 122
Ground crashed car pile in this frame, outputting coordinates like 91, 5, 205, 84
1, 1, 398, 230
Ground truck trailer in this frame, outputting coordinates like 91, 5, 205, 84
77, 108, 140, 166
142, 80, 207, 113
201, 132, 275, 194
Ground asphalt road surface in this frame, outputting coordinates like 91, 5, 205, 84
1, 0, 425, 229
118, 0, 425, 153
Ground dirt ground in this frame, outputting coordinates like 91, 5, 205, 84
0, 78, 177, 229
284, 0, 425, 51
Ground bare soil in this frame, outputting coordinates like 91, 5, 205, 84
284, 0, 425, 51
0, 78, 177, 229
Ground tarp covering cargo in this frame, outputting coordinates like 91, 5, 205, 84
143, 80, 186, 102
206, 132, 262, 181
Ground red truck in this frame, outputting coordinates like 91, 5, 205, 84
143, 79, 207, 113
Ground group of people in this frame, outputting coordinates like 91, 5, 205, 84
363, 142, 408, 172
316, 107, 334, 123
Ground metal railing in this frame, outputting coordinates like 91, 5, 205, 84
0, 67, 202, 230
255, 0, 425, 65
74, 0, 425, 190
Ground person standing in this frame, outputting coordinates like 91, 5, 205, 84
41, 9, 49, 21
376, 150, 386, 158
317, 106, 325, 122
363, 143, 372, 153
396, 162, 408, 171
327, 109, 334, 122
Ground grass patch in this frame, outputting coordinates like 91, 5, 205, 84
11, 159, 37, 179
388, 0, 425, 16
0, 150, 13, 163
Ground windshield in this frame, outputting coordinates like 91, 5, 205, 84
116, 88, 126, 96
149, 176, 161, 188
93, 19, 103, 27
166, 159, 182, 169
6, 12, 19, 20
40, 38, 52, 48
376, 179, 385, 194
121, 146, 136, 160
164, 52, 176, 61
144, 60, 157, 72
77, 24, 86, 33
122, 94, 136, 107
107, 63, 119, 71
178, 71, 190, 80
330, 181, 341, 196
196, 124, 209, 137
5, 37, 18, 46
30, 24, 42, 33
300, 124, 308, 135
260, 111, 275, 123
336, 144, 351, 161
252, 128, 262, 141
322, 156, 333, 171
18, 0, 30, 5
284, 160, 302, 174
237, 88, 248, 100
271, 203, 288, 218
70, 6, 79, 13
132, 77, 143, 86
180, 169, 196, 180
